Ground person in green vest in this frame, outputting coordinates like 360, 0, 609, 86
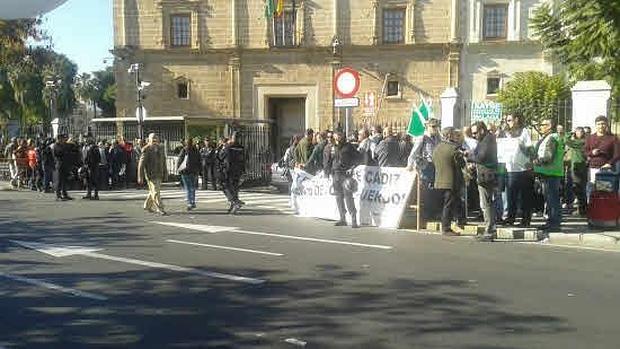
533, 118, 565, 233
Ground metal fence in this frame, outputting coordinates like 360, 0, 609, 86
89, 118, 275, 186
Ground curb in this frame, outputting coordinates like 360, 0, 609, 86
548, 233, 620, 250
495, 228, 541, 242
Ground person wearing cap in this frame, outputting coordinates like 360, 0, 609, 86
331, 131, 361, 228
138, 133, 168, 215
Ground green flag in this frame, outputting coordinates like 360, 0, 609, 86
407, 98, 431, 137
265, 0, 275, 18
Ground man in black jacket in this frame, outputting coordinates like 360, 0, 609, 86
374, 127, 401, 167
200, 138, 217, 190
470, 121, 498, 241
81, 135, 101, 200
331, 131, 361, 228
52, 134, 72, 201
219, 132, 245, 214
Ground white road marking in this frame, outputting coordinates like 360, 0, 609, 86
153, 222, 393, 250
0, 272, 107, 301
155, 221, 237, 233
10, 240, 264, 285
167, 239, 284, 256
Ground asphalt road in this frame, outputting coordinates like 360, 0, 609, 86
1, 188, 619, 349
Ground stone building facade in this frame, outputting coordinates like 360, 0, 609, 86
459, 0, 555, 103
112, 0, 461, 153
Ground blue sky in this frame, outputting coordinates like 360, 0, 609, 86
40, 0, 113, 74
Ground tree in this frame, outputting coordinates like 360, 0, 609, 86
74, 72, 98, 118
531, 0, 620, 98
92, 67, 116, 116
497, 72, 571, 127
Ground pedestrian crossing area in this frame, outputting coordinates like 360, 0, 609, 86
94, 189, 295, 214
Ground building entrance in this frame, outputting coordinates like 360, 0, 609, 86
268, 97, 306, 160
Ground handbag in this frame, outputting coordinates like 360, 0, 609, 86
177, 155, 188, 173
343, 175, 358, 192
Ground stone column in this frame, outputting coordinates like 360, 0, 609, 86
440, 87, 459, 128
571, 80, 612, 130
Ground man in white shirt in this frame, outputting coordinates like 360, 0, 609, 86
502, 114, 534, 227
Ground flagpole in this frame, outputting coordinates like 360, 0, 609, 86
282, 7, 286, 46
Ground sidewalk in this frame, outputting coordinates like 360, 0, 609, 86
416, 215, 620, 251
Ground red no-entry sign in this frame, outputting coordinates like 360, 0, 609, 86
334, 67, 361, 98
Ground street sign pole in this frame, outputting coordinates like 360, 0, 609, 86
345, 107, 352, 139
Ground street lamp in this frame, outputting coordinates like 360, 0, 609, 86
46, 79, 61, 137
128, 63, 149, 141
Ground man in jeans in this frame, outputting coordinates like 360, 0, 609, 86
470, 121, 498, 242
534, 118, 564, 233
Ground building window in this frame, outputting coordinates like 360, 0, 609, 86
386, 80, 401, 97
483, 4, 508, 41
383, 8, 406, 44
170, 14, 191, 47
486, 76, 501, 95
177, 81, 189, 99
272, 11, 296, 47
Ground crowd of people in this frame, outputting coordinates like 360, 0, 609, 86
1, 131, 246, 216
280, 115, 620, 237
2, 114, 618, 237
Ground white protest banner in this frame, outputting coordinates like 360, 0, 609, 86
496, 138, 519, 164
291, 166, 415, 229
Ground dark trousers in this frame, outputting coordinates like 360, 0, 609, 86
98, 165, 109, 190
202, 164, 217, 190
85, 168, 98, 197
333, 173, 356, 220
571, 163, 588, 214
506, 171, 534, 224
438, 188, 464, 231
43, 166, 53, 192
54, 168, 69, 198
221, 175, 241, 204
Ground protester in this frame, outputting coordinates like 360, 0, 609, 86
357, 129, 376, 166
110, 139, 126, 189
218, 131, 245, 214
4, 137, 18, 188
585, 116, 620, 198
432, 127, 466, 236
565, 127, 587, 216
502, 114, 534, 227
26, 139, 39, 191
533, 118, 564, 233
52, 134, 72, 201
331, 131, 360, 228
294, 128, 314, 169
177, 138, 202, 211
200, 138, 217, 190
81, 135, 101, 200
97, 141, 110, 190
469, 121, 498, 241
323, 131, 335, 173
306, 131, 327, 174
41, 138, 55, 193
398, 134, 413, 167
138, 133, 167, 215
369, 125, 383, 158
374, 127, 401, 167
